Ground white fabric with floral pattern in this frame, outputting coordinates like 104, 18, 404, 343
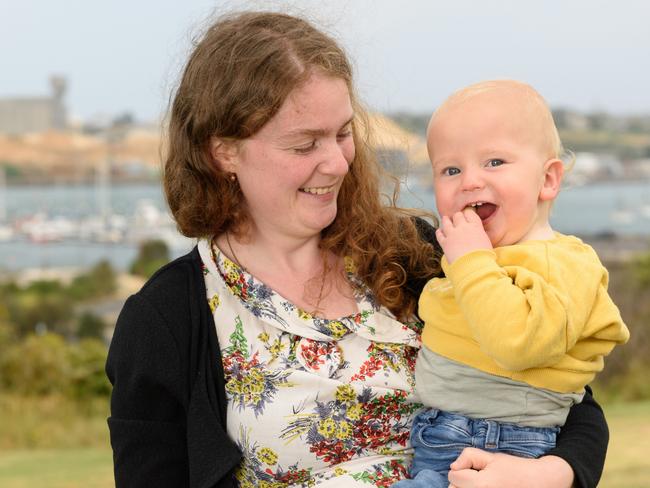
198, 239, 424, 487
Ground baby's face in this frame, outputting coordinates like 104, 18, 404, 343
428, 89, 556, 248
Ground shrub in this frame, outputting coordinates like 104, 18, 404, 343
0, 332, 110, 399
68, 338, 111, 398
6, 281, 75, 337
0, 333, 71, 395
77, 312, 107, 340
595, 257, 650, 399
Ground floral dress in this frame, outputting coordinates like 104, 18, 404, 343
198, 240, 424, 487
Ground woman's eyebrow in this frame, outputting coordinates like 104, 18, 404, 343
282, 116, 355, 139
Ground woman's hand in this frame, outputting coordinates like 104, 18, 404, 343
447, 448, 574, 488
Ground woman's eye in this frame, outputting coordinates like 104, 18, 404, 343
294, 140, 317, 154
487, 159, 504, 167
336, 130, 352, 141
443, 167, 460, 176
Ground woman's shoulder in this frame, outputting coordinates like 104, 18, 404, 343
137, 246, 203, 298
411, 216, 441, 258
412, 216, 437, 246
117, 246, 205, 337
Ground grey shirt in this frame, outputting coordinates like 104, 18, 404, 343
415, 347, 584, 428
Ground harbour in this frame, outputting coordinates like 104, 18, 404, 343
0, 179, 649, 272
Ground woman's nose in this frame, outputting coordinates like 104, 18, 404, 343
321, 141, 352, 175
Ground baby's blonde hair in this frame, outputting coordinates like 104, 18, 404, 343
430, 79, 566, 161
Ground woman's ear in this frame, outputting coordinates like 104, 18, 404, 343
209, 136, 239, 173
539, 158, 564, 202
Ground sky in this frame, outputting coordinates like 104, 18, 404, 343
1, 0, 649, 123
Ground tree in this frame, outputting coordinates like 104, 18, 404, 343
130, 239, 170, 278
68, 260, 117, 300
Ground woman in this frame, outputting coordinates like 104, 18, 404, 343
106, 11, 608, 488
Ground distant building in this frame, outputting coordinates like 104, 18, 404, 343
0, 76, 67, 134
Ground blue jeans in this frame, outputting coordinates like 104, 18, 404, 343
392, 408, 559, 488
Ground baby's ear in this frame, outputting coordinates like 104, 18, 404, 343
209, 136, 239, 173
539, 158, 564, 201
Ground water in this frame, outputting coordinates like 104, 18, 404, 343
1, 183, 195, 272
401, 179, 650, 236
4, 183, 166, 219
0, 180, 648, 272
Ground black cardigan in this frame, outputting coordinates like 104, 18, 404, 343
107, 234, 608, 488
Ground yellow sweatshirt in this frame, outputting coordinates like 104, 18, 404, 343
419, 234, 629, 394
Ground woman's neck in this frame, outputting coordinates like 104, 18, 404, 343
220, 229, 323, 278
214, 230, 357, 319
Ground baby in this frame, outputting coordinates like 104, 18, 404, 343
394, 80, 629, 488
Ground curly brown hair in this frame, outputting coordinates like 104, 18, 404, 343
163, 11, 440, 320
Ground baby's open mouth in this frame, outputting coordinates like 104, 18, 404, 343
465, 202, 497, 221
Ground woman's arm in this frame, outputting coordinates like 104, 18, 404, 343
548, 386, 608, 488
446, 386, 607, 488
106, 294, 191, 487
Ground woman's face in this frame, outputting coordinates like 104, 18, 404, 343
231, 72, 355, 242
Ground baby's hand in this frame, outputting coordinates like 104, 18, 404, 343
436, 208, 493, 264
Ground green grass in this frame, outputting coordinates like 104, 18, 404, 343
0, 394, 109, 450
600, 401, 650, 488
0, 448, 114, 488
0, 399, 648, 487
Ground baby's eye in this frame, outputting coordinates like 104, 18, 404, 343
294, 140, 317, 154
486, 159, 504, 167
442, 167, 461, 176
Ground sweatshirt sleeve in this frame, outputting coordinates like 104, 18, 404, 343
106, 294, 191, 487
548, 386, 608, 488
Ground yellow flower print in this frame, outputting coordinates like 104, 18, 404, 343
297, 309, 312, 320
226, 368, 265, 402
227, 270, 240, 283
335, 384, 356, 404
269, 339, 285, 357
327, 320, 348, 339
258, 447, 278, 466
334, 467, 348, 477
346, 403, 362, 421
259, 480, 286, 488
378, 446, 396, 455
235, 466, 254, 488
208, 294, 220, 312
317, 418, 338, 439
258, 331, 270, 343
248, 369, 265, 387
337, 420, 353, 439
